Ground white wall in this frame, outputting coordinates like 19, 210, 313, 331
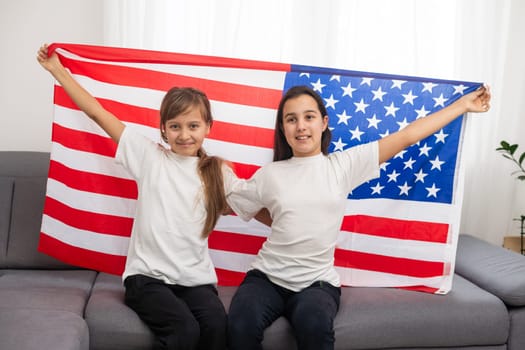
0, 0, 104, 152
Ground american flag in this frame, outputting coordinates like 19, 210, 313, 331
38, 43, 480, 294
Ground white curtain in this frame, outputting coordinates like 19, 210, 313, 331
103, 0, 525, 245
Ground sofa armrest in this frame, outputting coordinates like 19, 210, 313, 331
455, 234, 525, 307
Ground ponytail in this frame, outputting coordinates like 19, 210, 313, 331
197, 149, 229, 238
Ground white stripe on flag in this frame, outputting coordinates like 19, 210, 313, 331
57, 48, 287, 90
54, 105, 108, 137
215, 215, 271, 238
41, 214, 130, 256
209, 249, 257, 273
58, 78, 278, 131
345, 198, 458, 224
71, 74, 165, 110
50, 142, 133, 180
54, 105, 163, 143
203, 139, 273, 166
335, 266, 448, 289
46, 178, 136, 218
211, 100, 277, 130
336, 232, 451, 262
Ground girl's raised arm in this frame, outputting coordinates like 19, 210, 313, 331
377, 85, 490, 164
37, 44, 125, 143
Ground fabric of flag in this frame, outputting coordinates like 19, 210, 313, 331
38, 43, 481, 294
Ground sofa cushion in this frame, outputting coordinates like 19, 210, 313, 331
0, 152, 50, 268
0, 308, 89, 350
334, 274, 508, 349
456, 234, 525, 306
6, 176, 74, 269
0, 151, 51, 178
87, 273, 508, 350
0, 269, 96, 315
85, 272, 154, 350
86, 274, 297, 350
509, 307, 525, 350
0, 151, 74, 269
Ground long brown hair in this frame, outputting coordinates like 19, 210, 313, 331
159, 87, 228, 238
273, 85, 332, 161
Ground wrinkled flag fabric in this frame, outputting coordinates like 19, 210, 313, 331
38, 43, 481, 294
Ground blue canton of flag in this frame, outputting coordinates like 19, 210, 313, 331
283, 70, 480, 204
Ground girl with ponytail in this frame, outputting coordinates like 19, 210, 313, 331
38, 44, 238, 350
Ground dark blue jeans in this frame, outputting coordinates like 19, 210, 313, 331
227, 269, 341, 350
124, 274, 227, 350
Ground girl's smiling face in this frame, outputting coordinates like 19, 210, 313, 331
162, 106, 210, 156
282, 94, 328, 157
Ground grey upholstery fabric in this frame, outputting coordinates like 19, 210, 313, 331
0, 151, 50, 177
87, 273, 509, 350
85, 272, 154, 350
509, 307, 525, 350
0, 151, 71, 269
0, 269, 96, 315
0, 308, 89, 350
0, 179, 13, 267
335, 275, 508, 349
5, 177, 63, 268
456, 234, 525, 306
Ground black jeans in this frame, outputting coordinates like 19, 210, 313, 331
227, 269, 341, 350
124, 274, 227, 350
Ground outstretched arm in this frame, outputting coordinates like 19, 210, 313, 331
37, 44, 125, 143
377, 85, 491, 164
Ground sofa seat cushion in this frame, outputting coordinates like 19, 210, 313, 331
85, 272, 154, 350
87, 273, 509, 350
87, 274, 301, 350
0, 308, 89, 350
0, 269, 96, 315
222, 276, 509, 350
335, 274, 509, 349
509, 307, 525, 350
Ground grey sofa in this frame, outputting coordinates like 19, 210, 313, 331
1, 150, 524, 350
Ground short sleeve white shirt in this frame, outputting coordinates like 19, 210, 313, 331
228, 141, 380, 291
115, 127, 239, 286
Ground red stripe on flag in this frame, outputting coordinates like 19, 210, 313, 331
215, 268, 247, 286
334, 249, 444, 278
209, 230, 266, 255
38, 233, 125, 275
341, 215, 449, 243
50, 42, 291, 71
208, 121, 274, 149
231, 162, 261, 179
52, 122, 117, 157
399, 285, 439, 294
59, 54, 283, 110
48, 160, 137, 199
54, 86, 160, 128
43, 196, 134, 237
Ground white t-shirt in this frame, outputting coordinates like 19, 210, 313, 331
116, 127, 239, 286
228, 142, 380, 291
